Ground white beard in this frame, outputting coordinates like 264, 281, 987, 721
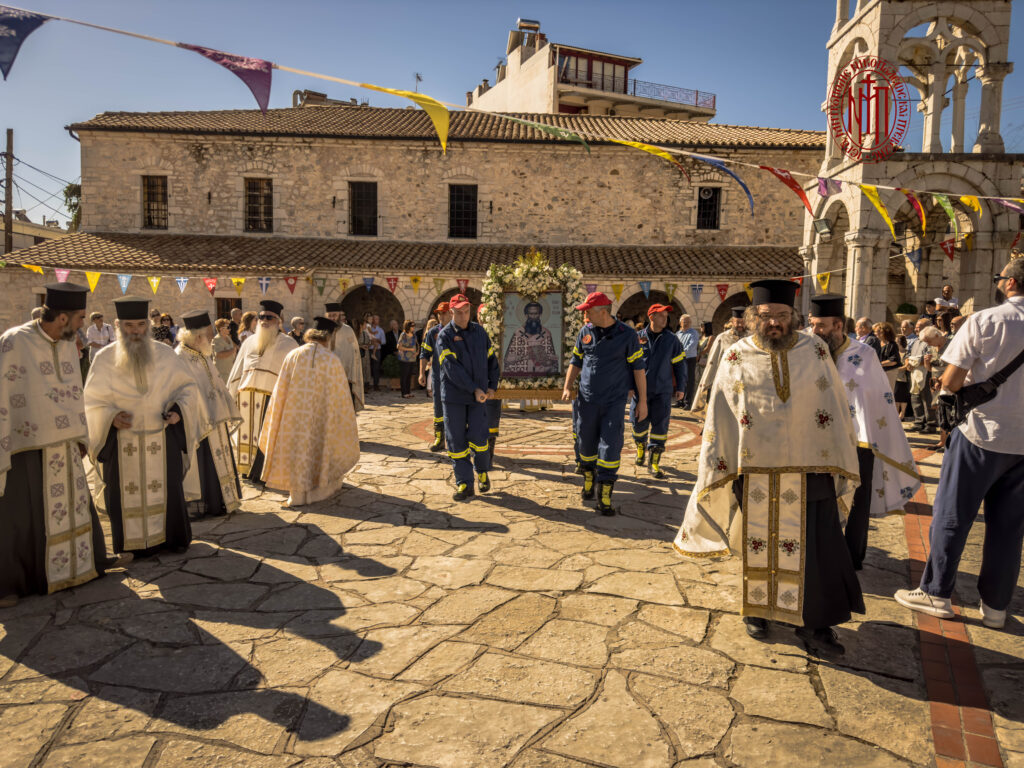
180, 329, 213, 357
115, 333, 152, 391
254, 323, 279, 356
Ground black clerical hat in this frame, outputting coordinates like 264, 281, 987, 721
809, 293, 846, 318
182, 310, 212, 330
730, 305, 748, 319
113, 296, 150, 320
324, 302, 343, 313
312, 316, 338, 333
259, 299, 284, 317
44, 282, 88, 311
750, 280, 799, 308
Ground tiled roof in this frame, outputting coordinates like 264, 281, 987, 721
8, 232, 801, 279
70, 106, 825, 149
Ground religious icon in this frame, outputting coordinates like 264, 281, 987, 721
501, 292, 563, 378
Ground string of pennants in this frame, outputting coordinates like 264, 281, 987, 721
3, 2, 1023, 244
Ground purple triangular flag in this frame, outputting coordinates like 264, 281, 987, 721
178, 43, 272, 113
0, 6, 49, 80
817, 177, 842, 198
585, 283, 597, 293
997, 198, 1024, 215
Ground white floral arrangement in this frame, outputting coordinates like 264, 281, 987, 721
480, 249, 586, 390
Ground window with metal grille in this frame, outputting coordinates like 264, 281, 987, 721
449, 184, 478, 239
142, 176, 168, 229
349, 181, 378, 236
696, 187, 721, 230
244, 178, 273, 233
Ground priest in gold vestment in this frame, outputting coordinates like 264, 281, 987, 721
691, 306, 748, 411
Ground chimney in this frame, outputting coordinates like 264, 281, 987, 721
466, 91, 474, 106
482, 79, 489, 92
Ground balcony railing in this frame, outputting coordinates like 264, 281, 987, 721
558, 74, 716, 110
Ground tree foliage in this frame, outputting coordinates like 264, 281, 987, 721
63, 182, 81, 231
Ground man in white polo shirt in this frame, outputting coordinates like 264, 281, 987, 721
896, 258, 1024, 629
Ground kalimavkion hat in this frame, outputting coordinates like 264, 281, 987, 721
259, 299, 284, 317
646, 303, 672, 317
448, 294, 471, 310
312, 316, 338, 333
575, 292, 612, 311
43, 282, 88, 312
749, 280, 799, 308
731, 306, 748, 319
113, 296, 150, 320
182, 310, 212, 330
324, 302, 343, 313
809, 293, 846, 319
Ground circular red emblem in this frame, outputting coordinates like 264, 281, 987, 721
827, 56, 910, 163
583, 334, 592, 344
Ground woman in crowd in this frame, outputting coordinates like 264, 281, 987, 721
423, 317, 439, 397
893, 333, 911, 419
356, 317, 372, 395
153, 313, 176, 346
397, 320, 418, 398
212, 317, 238, 381
875, 322, 902, 392
238, 311, 257, 342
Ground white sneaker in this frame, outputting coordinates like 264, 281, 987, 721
894, 588, 954, 618
979, 601, 1006, 629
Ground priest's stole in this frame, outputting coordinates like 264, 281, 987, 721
211, 424, 241, 513
117, 428, 168, 550
43, 442, 98, 593
235, 389, 271, 474
741, 471, 805, 625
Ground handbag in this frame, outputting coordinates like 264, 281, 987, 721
937, 344, 1024, 428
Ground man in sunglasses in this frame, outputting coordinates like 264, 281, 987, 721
226, 299, 297, 482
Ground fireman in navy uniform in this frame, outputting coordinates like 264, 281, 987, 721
437, 294, 500, 501
631, 303, 687, 478
475, 303, 503, 465
419, 301, 452, 452
562, 292, 647, 515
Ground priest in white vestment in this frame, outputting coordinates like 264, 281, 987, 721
674, 280, 863, 657
258, 316, 360, 506
0, 284, 127, 607
226, 299, 297, 481
808, 294, 922, 570
176, 310, 243, 518
691, 306, 748, 411
325, 302, 365, 411
85, 296, 201, 555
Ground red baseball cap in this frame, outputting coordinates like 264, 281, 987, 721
448, 294, 471, 310
575, 291, 612, 311
647, 303, 672, 317
476, 304, 488, 317
435, 301, 450, 312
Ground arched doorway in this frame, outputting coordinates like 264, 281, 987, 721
711, 292, 750, 333
425, 287, 484, 324
342, 285, 405, 331
616, 290, 685, 330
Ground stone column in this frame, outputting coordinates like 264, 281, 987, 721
844, 230, 887, 321
950, 76, 969, 152
833, 0, 850, 35
798, 245, 815, 317
921, 61, 949, 153
974, 63, 1013, 153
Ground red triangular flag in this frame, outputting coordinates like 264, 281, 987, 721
284, 276, 298, 293
940, 239, 956, 260
759, 166, 814, 215
202, 277, 218, 295
716, 284, 729, 301
178, 44, 272, 113
457, 278, 469, 293
386, 277, 399, 293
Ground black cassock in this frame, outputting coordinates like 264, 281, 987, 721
0, 449, 111, 598
97, 405, 192, 556
189, 436, 242, 518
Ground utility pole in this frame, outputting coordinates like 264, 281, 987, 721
3, 129, 12, 255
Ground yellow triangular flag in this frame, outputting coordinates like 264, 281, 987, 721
816, 272, 831, 292
147, 276, 161, 294
86, 272, 101, 292
743, 282, 753, 300
231, 277, 246, 296
609, 139, 689, 179
410, 275, 422, 293
960, 195, 982, 218
858, 184, 897, 241
360, 83, 449, 153
22, 264, 44, 274
339, 278, 350, 293
611, 284, 624, 301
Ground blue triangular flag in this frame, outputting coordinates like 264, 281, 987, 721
0, 6, 49, 81
907, 248, 922, 270
691, 284, 703, 302
639, 280, 651, 298
363, 277, 375, 292
692, 154, 755, 215
258, 276, 271, 294
175, 277, 189, 293
117, 274, 132, 294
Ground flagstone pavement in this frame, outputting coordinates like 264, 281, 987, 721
1, 393, 1021, 768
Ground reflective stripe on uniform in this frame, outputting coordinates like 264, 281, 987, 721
448, 447, 471, 459
468, 441, 489, 453
579, 453, 598, 462
596, 458, 621, 469
488, 428, 500, 434
439, 349, 457, 364
433, 416, 445, 424
632, 426, 650, 438
572, 346, 583, 358
421, 342, 433, 352
626, 349, 643, 363
649, 433, 668, 440
487, 347, 495, 358
671, 351, 685, 363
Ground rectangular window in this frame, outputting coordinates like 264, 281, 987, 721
244, 178, 273, 233
696, 187, 721, 230
349, 181, 378, 236
142, 175, 168, 229
448, 184, 478, 239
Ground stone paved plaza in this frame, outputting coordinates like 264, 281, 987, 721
1, 394, 1021, 768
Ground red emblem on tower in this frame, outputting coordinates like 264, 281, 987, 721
827, 56, 910, 163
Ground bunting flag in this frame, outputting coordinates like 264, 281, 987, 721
203, 277, 218, 295
997, 198, 1024, 215
117, 274, 132, 294
964, 232, 974, 252
760, 166, 813, 215
147, 276, 161, 294
499, 114, 590, 154
933, 194, 959, 239
858, 184, 897, 241
178, 44, 272, 114
664, 283, 676, 301
791, 276, 804, 295
585, 283, 597, 294
940, 238, 956, 260
960, 195, 982, 218
692, 154, 754, 214
410, 275, 421, 293
360, 83, 448, 153
457, 278, 469, 293
689, 284, 702, 303
175, 277, 189, 293
0, 260, 5, 268
22, 264, 43, 274
716, 284, 729, 301
611, 284, 624, 301
897, 188, 926, 235
338, 277, 350, 293
363, 277, 374, 292
279, 276, 295, 294
54, 268, 70, 282
310, 276, 324, 295
0, 6, 49, 80
817, 177, 842, 198
1012, 231, 1022, 251
86, 271, 101, 292
433, 277, 445, 294
816, 272, 831, 292
386, 276, 399, 293
639, 280, 651, 298
232, 277, 247, 296
743, 282, 753, 301
906, 248, 922, 270
610, 140, 690, 181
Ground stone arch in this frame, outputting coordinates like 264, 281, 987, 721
341, 284, 405, 331
886, 6, 1005, 60
711, 292, 751, 334
615, 290, 685, 330
425, 286, 484, 324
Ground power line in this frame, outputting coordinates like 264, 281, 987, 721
12, 174, 67, 217
12, 157, 76, 187
12, 180, 68, 219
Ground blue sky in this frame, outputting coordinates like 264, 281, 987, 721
3, 0, 1022, 226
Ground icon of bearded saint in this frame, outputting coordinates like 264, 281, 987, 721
503, 301, 559, 376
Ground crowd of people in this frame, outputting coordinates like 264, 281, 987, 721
1, 261, 1021, 664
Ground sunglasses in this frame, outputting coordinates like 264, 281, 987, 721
257, 313, 277, 321
992, 274, 1010, 284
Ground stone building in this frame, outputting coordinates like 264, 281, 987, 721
0, 210, 67, 251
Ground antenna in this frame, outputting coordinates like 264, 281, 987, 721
414, 72, 423, 92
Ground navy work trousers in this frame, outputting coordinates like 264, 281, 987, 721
576, 398, 626, 482
444, 401, 490, 487
630, 392, 672, 450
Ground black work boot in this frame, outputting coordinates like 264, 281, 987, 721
581, 470, 595, 501
574, 458, 583, 475
635, 442, 646, 466
596, 481, 616, 516
744, 617, 769, 639
795, 626, 845, 657
452, 482, 475, 502
429, 428, 445, 453
649, 449, 665, 479
477, 472, 491, 493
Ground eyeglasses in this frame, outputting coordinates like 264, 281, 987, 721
993, 274, 1010, 284
257, 313, 277, 321
757, 311, 791, 322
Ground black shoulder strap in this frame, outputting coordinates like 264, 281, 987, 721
990, 344, 1024, 386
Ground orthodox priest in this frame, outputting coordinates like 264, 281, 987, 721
692, 305, 748, 411
808, 294, 921, 570
673, 280, 863, 657
325, 302, 365, 411
0, 284, 126, 607
176, 310, 243, 518
226, 299, 297, 481
258, 316, 360, 506
85, 296, 201, 556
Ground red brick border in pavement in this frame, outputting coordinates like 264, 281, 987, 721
905, 446, 1004, 767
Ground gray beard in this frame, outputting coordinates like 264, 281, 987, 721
755, 329, 795, 351
115, 335, 152, 391
254, 324, 279, 356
